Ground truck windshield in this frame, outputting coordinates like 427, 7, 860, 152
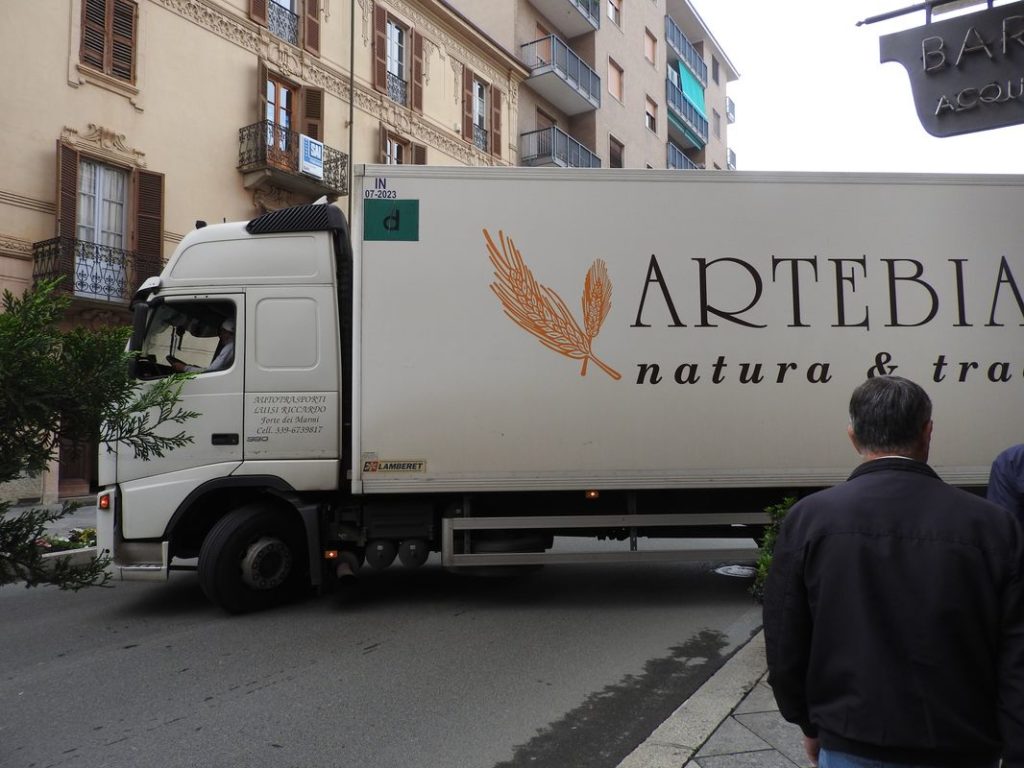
134, 300, 235, 379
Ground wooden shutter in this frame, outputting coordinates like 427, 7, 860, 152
379, 123, 389, 163
372, 4, 387, 94
490, 85, 502, 158
81, 0, 106, 71
303, 0, 320, 56
250, 0, 267, 25
412, 143, 427, 165
134, 170, 164, 288
257, 60, 268, 123
411, 30, 424, 113
462, 67, 474, 142
111, 0, 136, 82
55, 142, 79, 239
303, 87, 323, 140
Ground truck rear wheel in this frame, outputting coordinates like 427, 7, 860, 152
199, 504, 308, 613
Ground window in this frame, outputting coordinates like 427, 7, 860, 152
373, 4, 423, 111
81, 0, 137, 83
77, 160, 128, 299
139, 301, 237, 378
249, 0, 320, 55
608, 0, 621, 26
381, 126, 426, 165
713, 109, 721, 138
265, 73, 295, 153
609, 136, 624, 168
258, 64, 324, 160
50, 141, 164, 304
608, 59, 623, 101
644, 29, 656, 64
712, 56, 720, 84
386, 18, 407, 103
645, 97, 657, 132
471, 77, 491, 153
462, 68, 502, 158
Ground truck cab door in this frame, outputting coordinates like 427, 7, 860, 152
115, 296, 244, 538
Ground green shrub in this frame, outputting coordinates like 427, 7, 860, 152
750, 496, 796, 603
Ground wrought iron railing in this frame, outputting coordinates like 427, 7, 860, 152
386, 72, 408, 106
32, 237, 159, 303
238, 120, 349, 195
520, 127, 600, 168
268, 1, 299, 45
521, 35, 600, 109
665, 15, 707, 86
473, 124, 489, 153
666, 79, 709, 144
667, 142, 701, 171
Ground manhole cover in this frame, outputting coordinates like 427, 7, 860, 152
714, 565, 757, 578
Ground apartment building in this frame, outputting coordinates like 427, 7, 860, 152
0, 0, 527, 501
447, 0, 738, 170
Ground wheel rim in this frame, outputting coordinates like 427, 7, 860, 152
241, 536, 293, 590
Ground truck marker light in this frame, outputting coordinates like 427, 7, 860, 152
98, 493, 111, 511
324, 550, 339, 560
585, 490, 600, 500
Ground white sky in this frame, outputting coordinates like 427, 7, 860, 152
694, 1, 1024, 174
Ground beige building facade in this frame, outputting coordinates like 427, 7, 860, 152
0, 0, 528, 501
449, 0, 738, 170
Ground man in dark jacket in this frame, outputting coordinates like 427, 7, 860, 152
763, 376, 1024, 768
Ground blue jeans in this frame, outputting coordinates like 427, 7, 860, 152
819, 747, 998, 768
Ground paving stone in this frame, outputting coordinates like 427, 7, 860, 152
734, 711, 813, 767
735, 680, 778, 715
696, 716, 771, 756
692, 748, 801, 768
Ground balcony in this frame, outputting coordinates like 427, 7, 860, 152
521, 35, 600, 115
238, 120, 349, 198
665, 15, 707, 87
520, 127, 600, 168
667, 142, 701, 171
528, 0, 599, 37
32, 237, 159, 304
726, 96, 736, 124
268, 1, 299, 46
666, 78, 708, 149
728, 148, 737, 171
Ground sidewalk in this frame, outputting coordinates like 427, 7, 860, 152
5, 498, 98, 538
618, 630, 812, 768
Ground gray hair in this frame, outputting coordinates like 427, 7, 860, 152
849, 376, 932, 454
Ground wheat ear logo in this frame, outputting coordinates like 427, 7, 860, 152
484, 228, 621, 381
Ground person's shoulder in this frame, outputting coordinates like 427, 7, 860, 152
992, 443, 1024, 468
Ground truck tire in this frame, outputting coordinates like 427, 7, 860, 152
199, 504, 308, 613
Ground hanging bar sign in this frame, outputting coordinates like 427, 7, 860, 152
879, 0, 1024, 137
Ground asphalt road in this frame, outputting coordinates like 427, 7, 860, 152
1, 547, 761, 768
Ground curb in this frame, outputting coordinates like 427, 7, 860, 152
616, 630, 767, 768
40, 546, 99, 569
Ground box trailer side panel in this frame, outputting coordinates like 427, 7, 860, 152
353, 167, 1024, 493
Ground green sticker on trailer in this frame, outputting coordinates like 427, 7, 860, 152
363, 199, 420, 241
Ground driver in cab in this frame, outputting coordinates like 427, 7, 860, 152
170, 317, 235, 373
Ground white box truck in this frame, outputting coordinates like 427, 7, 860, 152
97, 166, 1024, 612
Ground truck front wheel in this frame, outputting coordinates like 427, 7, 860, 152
199, 504, 309, 613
